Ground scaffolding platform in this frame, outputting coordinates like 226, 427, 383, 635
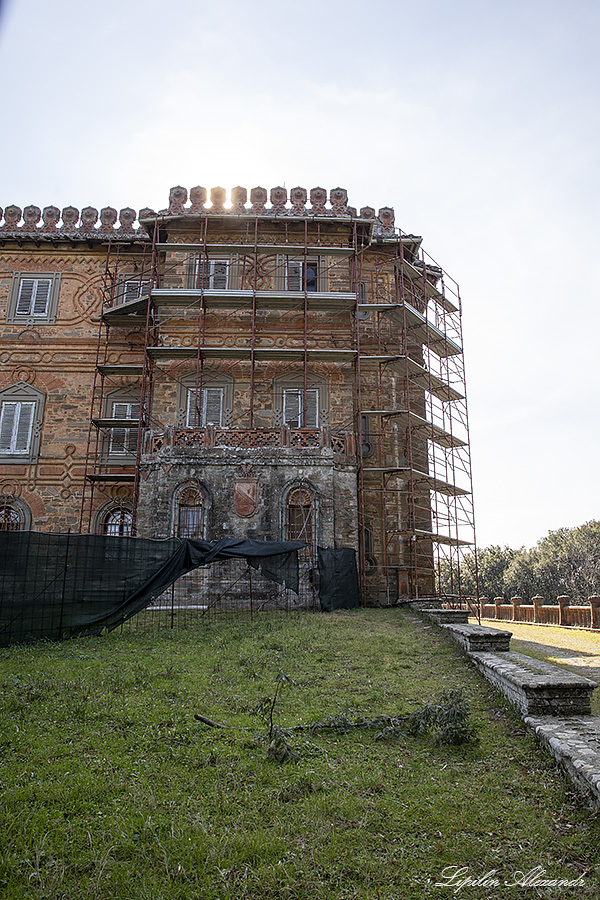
81, 190, 478, 606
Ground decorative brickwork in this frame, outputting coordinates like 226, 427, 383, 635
0, 182, 474, 605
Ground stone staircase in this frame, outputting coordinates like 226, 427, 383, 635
419, 608, 600, 810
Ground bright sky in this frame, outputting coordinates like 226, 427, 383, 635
1, 0, 598, 549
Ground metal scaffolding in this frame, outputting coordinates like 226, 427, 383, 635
80, 195, 478, 608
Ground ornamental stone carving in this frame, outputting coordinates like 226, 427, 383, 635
61, 207, 79, 231
270, 186, 287, 213
310, 187, 327, 215
2, 205, 21, 229
330, 187, 348, 215
378, 207, 395, 234
230, 186, 247, 214
210, 186, 226, 213
290, 186, 307, 215
99, 207, 118, 234
118, 207, 136, 233
241, 254, 273, 290
0, 185, 372, 236
250, 186, 267, 214
22, 205, 42, 231
188, 185, 206, 214
80, 206, 99, 232
42, 206, 60, 232
166, 185, 188, 215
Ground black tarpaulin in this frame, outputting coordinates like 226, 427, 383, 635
0, 533, 305, 646
317, 547, 361, 611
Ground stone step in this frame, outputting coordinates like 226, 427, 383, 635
524, 716, 600, 811
420, 607, 469, 624
443, 623, 512, 652
470, 651, 597, 717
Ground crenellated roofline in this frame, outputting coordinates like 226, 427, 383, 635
0, 184, 408, 244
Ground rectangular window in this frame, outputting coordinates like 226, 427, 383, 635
7, 273, 61, 324
287, 259, 319, 292
283, 389, 318, 428
186, 387, 224, 426
109, 401, 139, 454
120, 280, 150, 304
0, 401, 35, 453
188, 258, 229, 290
15, 279, 52, 316
178, 505, 204, 538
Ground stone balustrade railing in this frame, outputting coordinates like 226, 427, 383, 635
479, 595, 600, 629
0, 186, 397, 240
144, 425, 356, 457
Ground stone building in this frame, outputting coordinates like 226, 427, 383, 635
0, 185, 475, 605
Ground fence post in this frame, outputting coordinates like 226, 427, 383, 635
557, 595, 570, 626
589, 596, 600, 630
511, 596, 523, 622
532, 595, 544, 624
494, 597, 503, 620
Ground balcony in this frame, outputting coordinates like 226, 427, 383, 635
144, 425, 356, 459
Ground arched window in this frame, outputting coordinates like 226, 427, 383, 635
0, 499, 27, 531
177, 487, 204, 539
102, 507, 133, 536
286, 487, 315, 547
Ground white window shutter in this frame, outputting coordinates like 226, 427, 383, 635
197, 257, 210, 289
211, 261, 228, 290
283, 389, 318, 427
14, 403, 35, 451
125, 402, 139, 452
32, 280, 51, 315
306, 390, 318, 427
124, 282, 137, 302
124, 281, 149, 302
186, 255, 199, 289
16, 280, 35, 315
0, 401, 35, 452
202, 388, 223, 426
0, 402, 17, 450
287, 262, 302, 291
186, 390, 200, 426
110, 401, 138, 453
283, 390, 301, 427
189, 256, 211, 290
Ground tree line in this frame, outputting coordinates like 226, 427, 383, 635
444, 520, 600, 603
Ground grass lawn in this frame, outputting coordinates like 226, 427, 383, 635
477, 620, 600, 716
1, 608, 599, 899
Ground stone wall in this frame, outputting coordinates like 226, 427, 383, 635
0, 184, 447, 605
0, 240, 146, 530
136, 442, 358, 607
